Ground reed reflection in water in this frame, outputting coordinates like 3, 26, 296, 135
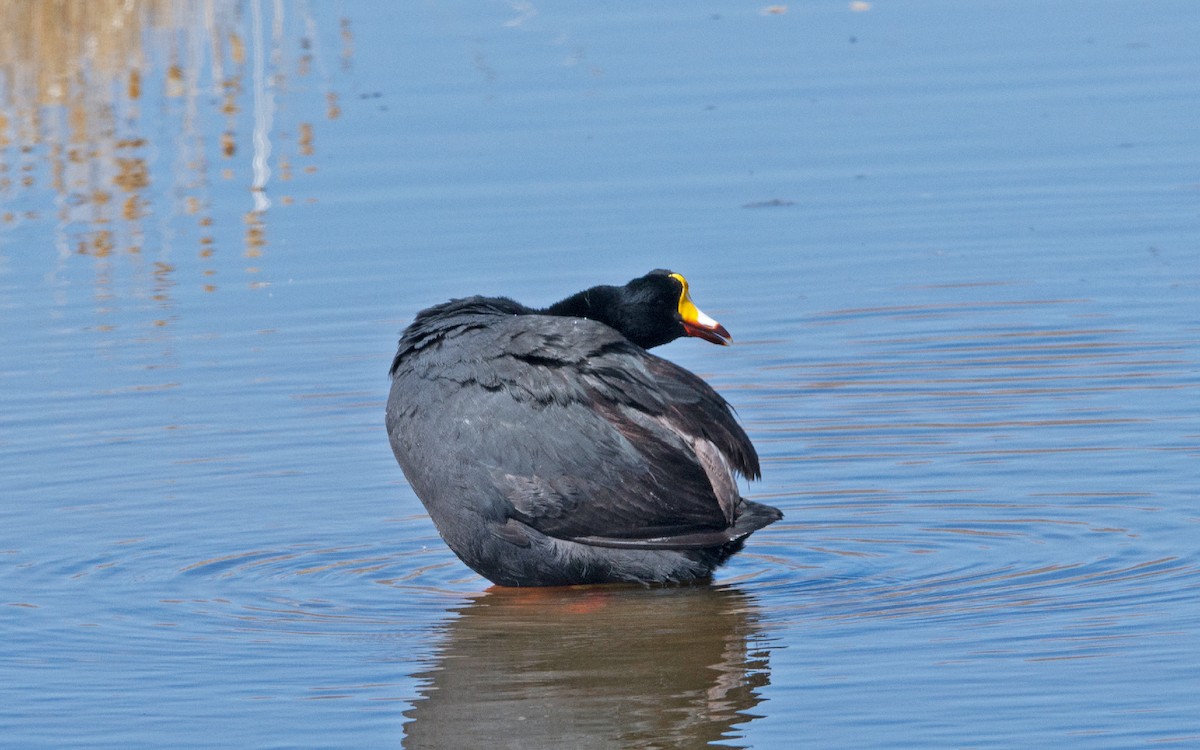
403, 586, 771, 750
0, 0, 347, 299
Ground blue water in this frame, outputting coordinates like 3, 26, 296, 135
2, 1, 1198, 747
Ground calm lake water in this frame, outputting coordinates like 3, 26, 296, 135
3, 1, 1198, 747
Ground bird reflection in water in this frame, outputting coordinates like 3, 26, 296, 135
402, 585, 772, 749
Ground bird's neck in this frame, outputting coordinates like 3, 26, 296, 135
542, 285, 621, 327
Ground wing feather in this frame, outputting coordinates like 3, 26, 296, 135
388, 308, 761, 549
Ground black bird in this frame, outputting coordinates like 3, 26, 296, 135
385, 269, 781, 586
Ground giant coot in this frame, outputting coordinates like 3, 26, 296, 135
386, 269, 781, 586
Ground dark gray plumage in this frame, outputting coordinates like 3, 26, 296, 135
385, 270, 781, 586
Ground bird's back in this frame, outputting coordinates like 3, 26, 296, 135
386, 298, 780, 585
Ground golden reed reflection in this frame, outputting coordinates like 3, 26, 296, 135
0, 0, 349, 299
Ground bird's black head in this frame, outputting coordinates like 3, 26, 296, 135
545, 269, 731, 350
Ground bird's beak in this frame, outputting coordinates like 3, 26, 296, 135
672, 273, 732, 346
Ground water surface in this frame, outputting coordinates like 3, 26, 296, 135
2, 1, 1198, 747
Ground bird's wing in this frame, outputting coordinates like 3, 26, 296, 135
389, 313, 760, 549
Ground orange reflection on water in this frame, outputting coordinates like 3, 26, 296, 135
0, 0, 347, 299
